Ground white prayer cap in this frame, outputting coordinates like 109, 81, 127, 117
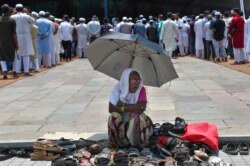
139, 14, 144, 18
215, 11, 221, 16
15, 4, 23, 8
122, 16, 128, 21
31, 11, 38, 17
79, 17, 85, 22
128, 17, 133, 21
39, 11, 45, 16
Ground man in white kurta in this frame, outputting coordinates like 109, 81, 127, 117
194, 15, 205, 58
160, 12, 178, 58
36, 11, 52, 67
181, 20, 190, 55
11, 4, 35, 76
176, 15, 185, 56
246, 16, 250, 61
45, 12, 54, 67
75, 18, 88, 58
53, 19, 61, 65
61, 15, 73, 61
119, 17, 133, 34
87, 15, 100, 43
29, 11, 39, 72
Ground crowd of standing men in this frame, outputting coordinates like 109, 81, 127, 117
0, 3, 250, 80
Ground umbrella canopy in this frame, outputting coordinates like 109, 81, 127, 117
86, 32, 178, 87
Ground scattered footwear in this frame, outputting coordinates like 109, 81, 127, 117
165, 157, 176, 166
193, 148, 209, 162
0, 149, 16, 161
73, 148, 91, 160
30, 150, 60, 161
89, 144, 101, 155
113, 150, 128, 166
33, 139, 63, 153
16, 148, 33, 158
172, 143, 190, 162
222, 143, 238, 155
159, 122, 174, 136
128, 147, 140, 158
171, 117, 186, 135
237, 143, 249, 155
56, 137, 76, 152
95, 147, 111, 166
141, 148, 154, 160
130, 156, 148, 166
209, 156, 232, 166
78, 138, 97, 149
153, 123, 161, 136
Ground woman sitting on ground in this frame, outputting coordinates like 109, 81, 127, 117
108, 68, 153, 148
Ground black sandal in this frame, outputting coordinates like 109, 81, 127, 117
237, 143, 249, 155
222, 143, 238, 155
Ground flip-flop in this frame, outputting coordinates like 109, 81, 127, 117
237, 143, 249, 155
222, 143, 238, 155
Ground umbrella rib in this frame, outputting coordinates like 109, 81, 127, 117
150, 58, 160, 87
93, 47, 133, 70
112, 40, 134, 53
129, 42, 138, 67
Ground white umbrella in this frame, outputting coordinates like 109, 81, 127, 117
85, 32, 178, 87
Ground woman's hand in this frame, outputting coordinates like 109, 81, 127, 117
117, 100, 124, 107
135, 103, 145, 114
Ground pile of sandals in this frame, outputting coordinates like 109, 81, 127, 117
0, 117, 248, 165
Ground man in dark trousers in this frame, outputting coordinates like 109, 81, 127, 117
211, 12, 227, 62
146, 20, 157, 43
0, 4, 19, 79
